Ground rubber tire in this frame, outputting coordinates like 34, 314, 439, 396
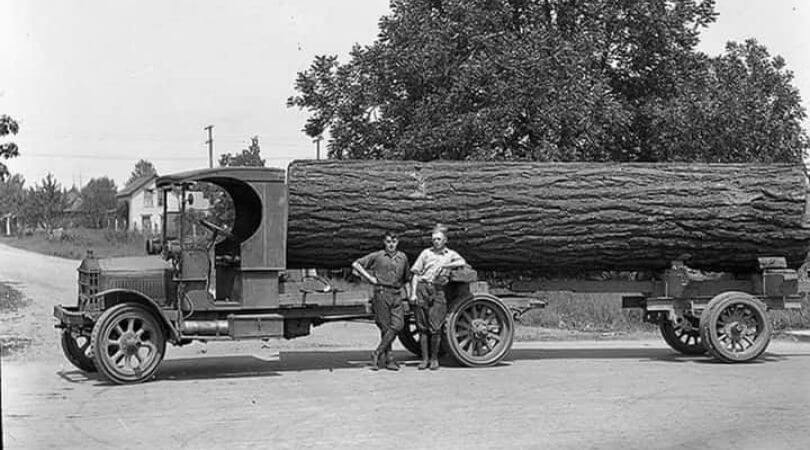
659, 318, 706, 355
91, 303, 166, 384
444, 294, 514, 367
699, 292, 772, 363
397, 313, 448, 357
60, 330, 97, 372
397, 314, 422, 356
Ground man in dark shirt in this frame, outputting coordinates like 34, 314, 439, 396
352, 232, 410, 370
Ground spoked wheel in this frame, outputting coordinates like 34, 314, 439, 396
91, 303, 166, 384
444, 294, 514, 367
659, 314, 705, 355
699, 292, 772, 363
397, 313, 447, 357
397, 313, 422, 356
60, 329, 97, 372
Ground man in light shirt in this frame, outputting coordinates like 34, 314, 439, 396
409, 224, 467, 370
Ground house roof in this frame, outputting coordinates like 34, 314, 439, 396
116, 174, 158, 199
64, 190, 83, 213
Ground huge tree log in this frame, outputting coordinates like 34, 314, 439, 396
286, 160, 810, 273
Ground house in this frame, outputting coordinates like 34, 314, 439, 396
62, 188, 84, 227
116, 174, 208, 234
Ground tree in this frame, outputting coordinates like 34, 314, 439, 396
24, 173, 66, 230
80, 177, 118, 228
127, 159, 157, 185
0, 174, 26, 226
643, 39, 809, 163
288, 0, 807, 163
1, 115, 20, 181
287, 160, 810, 272
218, 136, 265, 167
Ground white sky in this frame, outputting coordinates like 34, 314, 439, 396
1, 0, 808, 189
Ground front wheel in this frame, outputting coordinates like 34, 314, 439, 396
444, 294, 514, 367
60, 330, 97, 372
91, 303, 166, 384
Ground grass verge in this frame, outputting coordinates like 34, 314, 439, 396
0, 227, 147, 259
1, 281, 33, 357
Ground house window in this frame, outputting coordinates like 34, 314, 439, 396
144, 190, 154, 208
157, 191, 164, 207
141, 215, 152, 234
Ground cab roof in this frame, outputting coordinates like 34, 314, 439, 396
155, 167, 285, 187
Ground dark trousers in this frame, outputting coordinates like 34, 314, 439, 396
414, 282, 447, 334
371, 287, 404, 354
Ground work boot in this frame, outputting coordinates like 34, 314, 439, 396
417, 333, 430, 370
429, 334, 441, 371
370, 350, 383, 371
384, 351, 400, 371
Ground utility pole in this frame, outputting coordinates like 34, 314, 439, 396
204, 125, 214, 168
313, 135, 323, 160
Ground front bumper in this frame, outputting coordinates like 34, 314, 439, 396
53, 305, 95, 328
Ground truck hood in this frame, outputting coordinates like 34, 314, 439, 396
79, 255, 172, 274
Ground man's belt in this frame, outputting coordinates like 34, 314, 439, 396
375, 283, 402, 290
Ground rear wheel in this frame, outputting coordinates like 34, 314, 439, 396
397, 313, 447, 357
444, 294, 514, 367
397, 314, 421, 356
60, 330, 97, 372
699, 292, 772, 363
659, 314, 705, 355
91, 304, 166, 384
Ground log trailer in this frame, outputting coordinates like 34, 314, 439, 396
53, 164, 806, 384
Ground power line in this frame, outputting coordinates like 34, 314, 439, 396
19, 153, 298, 161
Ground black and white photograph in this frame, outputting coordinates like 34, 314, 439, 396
2, 1, 810, 448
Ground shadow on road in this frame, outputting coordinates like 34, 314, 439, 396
506, 347, 797, 364
156, 350, 382, 381
55, 347, 808, 384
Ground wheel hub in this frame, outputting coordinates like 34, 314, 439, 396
724, 322, 748, 341
471, 319, 489, 338
120, 332, 140, 354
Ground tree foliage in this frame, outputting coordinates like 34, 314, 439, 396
218, 136, 265, 167
1, 115, 20, 181
288, 0, 807, 163
24, 173, 66, 230
127, 159, 157, 185
0, 174, 26, 220
80, 177, 118, 228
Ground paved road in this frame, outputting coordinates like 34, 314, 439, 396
2, 242, 810, 449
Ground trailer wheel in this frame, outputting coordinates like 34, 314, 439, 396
91, 303, 166, 384
659, 315, 705, 355
699, 292, 772, 363
444, 294, 514, 367
60, 330, 97, 372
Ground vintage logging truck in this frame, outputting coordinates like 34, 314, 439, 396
54, 161, 807, 383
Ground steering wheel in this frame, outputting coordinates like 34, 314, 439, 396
197, 218, 234, 240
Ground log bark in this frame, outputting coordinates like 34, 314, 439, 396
286, 160, 810, 273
